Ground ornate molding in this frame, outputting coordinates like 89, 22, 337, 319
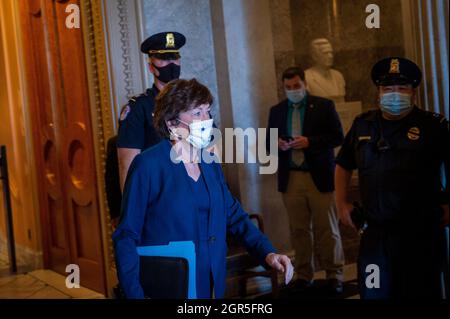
102, 0, 147, 125
79, 0, 150, 295
80, 0, 116, 296
117, 0, 135, 99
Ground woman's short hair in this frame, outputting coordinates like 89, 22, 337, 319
154, 78, 213, 138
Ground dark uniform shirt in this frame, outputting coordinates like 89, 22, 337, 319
117, 85, 161, 151
336, 106, 449, 224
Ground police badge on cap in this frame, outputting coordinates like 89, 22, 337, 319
140, 32, 186, 60
371, 57, 422, 88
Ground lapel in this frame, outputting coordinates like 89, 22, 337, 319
279, 100, 289, 135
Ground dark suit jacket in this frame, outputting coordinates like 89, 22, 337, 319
266, 95, 344, 193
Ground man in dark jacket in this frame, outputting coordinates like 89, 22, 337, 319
267, 66, 345, 293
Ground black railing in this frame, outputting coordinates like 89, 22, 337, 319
0, 145, 17, 273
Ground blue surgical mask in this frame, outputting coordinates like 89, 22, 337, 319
380, 92, 413, 116
285, 88, 306, 104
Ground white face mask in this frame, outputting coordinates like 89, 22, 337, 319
173, 118, 214, 149
285, 88, 306, 104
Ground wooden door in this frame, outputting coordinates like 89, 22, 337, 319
19, 0, 106, 293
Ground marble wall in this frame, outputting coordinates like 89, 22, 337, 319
289, 0, 405, 110
142, 0, 221, 125
269, 0, 296, 101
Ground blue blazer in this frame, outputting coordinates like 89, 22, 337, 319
266, 95, 344, 193
113, 140, 276, 299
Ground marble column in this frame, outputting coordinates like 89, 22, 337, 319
215, 0, 292, 251
402, 0, 449, 118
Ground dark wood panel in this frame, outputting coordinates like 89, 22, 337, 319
19, 0, 71, 272
73, 201, 101, 260
18, 0, 106, 294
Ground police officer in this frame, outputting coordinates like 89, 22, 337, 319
117, 31, 186, 190
334, 57, 449, 299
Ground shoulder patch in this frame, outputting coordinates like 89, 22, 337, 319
421, 109, 443, 119
119, 104, 131, 121
420, 109, 448, 128
431, 112, 443, 119
426, 110, 446, 123
432, 112, 446, 123
438, 116, 449, 130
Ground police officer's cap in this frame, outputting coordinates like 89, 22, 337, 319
141, 32, 186, 60
371, 57, 422, 88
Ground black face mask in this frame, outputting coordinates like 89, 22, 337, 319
152, 63, 181, 83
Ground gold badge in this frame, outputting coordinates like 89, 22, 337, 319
407, 127, 420, 141
166, 33, 175, 48
389, 58, 400, 74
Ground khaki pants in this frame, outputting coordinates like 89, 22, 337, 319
282, 171, 344, 281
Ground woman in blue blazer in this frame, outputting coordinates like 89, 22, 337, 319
113, 79, 293, 299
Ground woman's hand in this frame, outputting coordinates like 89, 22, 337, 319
265, 253, 294, 285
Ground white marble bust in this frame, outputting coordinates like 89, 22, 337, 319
305, 38, 346, 102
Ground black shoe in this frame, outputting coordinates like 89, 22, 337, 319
326, 279, 343, 295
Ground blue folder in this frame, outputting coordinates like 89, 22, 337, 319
137, 241, 197, 299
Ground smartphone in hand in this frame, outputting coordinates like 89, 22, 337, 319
280, 135, 294, 143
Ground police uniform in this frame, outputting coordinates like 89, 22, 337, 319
105, 32, 185, 225
117, 32, 186, 151
336, 57, 449, 298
